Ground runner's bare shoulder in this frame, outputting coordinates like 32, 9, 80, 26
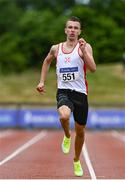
50, 44, 59, 58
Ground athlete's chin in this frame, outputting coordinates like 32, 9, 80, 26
68, 37, 76, 41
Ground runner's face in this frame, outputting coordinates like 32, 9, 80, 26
65, 21, 81, 40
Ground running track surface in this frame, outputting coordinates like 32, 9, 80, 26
0, 129, 125, 180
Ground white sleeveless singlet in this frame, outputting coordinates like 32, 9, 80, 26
56, 42, 88, 94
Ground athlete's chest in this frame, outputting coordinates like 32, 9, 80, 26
57, 52, 83, 82
57, 52, 80, 66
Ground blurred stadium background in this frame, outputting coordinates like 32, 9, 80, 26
0, 0, 125, 129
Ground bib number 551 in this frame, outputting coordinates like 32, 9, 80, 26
62, 73, 75, 81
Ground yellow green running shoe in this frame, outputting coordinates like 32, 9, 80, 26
73, 160, 83, 176
61, 135, 71, 154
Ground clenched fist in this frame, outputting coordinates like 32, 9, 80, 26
36, 82, 45, 94
78, 38, 87, 52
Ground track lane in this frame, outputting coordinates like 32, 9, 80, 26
0, 131, 47, 166
2, 130, 125, 179
0, 130, 90, 179
85, 130, 125, 179
0, 130, 45, 161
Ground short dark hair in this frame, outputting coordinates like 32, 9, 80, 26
66, 16, 82, 28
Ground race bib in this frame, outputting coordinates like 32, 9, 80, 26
59, 67, 79, 82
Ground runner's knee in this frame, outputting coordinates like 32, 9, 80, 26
58, 105, 71, 122
60, 111, 70, 121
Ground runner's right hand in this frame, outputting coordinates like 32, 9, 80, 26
36, 82, 45, 94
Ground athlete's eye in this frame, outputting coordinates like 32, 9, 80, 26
74, 26, 79, 30
68, 26, 73, 29
67, 26, 79, 30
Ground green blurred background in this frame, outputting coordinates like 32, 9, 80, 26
0, 0, 125, 107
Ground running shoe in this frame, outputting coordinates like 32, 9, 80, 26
61, 135, 71, 154
73, 160, 83, 176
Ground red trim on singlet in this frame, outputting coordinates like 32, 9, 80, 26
83, 63, 88, 94
61, 42, 78, 54
78, 47, 83, 60
78, 46, 88, 94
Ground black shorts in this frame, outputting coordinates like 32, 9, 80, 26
56, 89, 88, 125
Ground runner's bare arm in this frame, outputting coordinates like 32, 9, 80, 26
39, 45, 57, 83
79, 38, 96, 72
36, 45, 58, 93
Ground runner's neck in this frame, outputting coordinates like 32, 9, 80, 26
65, 40, 78, 49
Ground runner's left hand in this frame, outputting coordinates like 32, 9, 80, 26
79, 38, 87, 52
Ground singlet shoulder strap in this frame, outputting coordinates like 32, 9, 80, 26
58, 42, 63, 54
75, 42, 80, 50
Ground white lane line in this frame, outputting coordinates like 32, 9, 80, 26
0, 130, 47, 166
111, 130, 125, 142
0, 130, 12, 138
82, 143, 97, 180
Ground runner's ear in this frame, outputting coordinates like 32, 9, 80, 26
78, 29, 81, 36
64, 27, 67, 35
